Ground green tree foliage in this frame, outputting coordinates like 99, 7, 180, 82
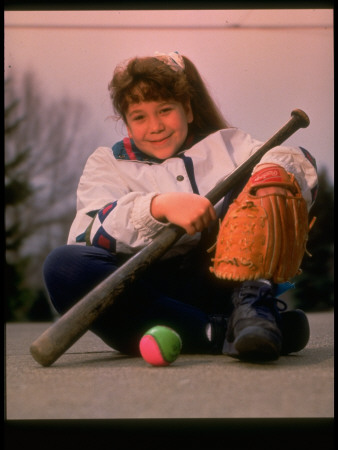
5, 72, 95, 321
5, 86, 35, 320
292, 168, 334, 310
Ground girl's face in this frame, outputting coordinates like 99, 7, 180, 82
125, 100, 193, 160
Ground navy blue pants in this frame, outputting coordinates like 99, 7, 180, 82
43, 244, 235, 355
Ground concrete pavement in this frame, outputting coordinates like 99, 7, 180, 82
5, 311, 334, 420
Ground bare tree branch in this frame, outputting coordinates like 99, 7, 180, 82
5, 70, 99, 291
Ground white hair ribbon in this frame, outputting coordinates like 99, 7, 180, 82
154, 51, 185, 72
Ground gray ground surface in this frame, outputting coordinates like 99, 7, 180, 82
5, 311, 333, 420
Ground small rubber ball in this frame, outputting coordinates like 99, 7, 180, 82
139, 325, 182, 366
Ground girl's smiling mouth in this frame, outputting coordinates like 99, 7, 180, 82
149, 134, 173, 144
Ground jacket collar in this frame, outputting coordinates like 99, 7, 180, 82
112, 138, 163, 163
112, 134, 200, 164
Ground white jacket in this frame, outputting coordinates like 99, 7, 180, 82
68, 128, 318, 257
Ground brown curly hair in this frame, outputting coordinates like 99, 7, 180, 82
108, 55, 229, 138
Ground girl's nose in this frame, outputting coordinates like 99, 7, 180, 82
149, 115, 165, 133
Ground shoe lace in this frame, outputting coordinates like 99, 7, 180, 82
241, 285, 288, 321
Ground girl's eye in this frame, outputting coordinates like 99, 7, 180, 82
160, 107, 173, 114
132, 115, 144, 121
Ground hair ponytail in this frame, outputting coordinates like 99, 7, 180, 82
182, 56, 229, 136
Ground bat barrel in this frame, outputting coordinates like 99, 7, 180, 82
30, 224, 183, 366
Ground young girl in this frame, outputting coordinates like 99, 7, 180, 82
43, 52, 318, 361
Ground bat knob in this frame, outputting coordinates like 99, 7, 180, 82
291, 109, 310, 128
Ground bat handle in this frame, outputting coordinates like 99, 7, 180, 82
205, 108, 309, 206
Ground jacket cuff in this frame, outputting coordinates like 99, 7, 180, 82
131, 192, 169, 238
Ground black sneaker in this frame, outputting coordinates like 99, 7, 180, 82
279, 309, 310, 355
222, 280, 309, 362
207, 314, 228, 354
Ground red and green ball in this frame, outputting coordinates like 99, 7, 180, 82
139, 325, 182, 366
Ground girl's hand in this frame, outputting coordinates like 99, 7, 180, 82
151, 192, 216, 235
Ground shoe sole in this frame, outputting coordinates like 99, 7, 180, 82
232, 326, 281, 362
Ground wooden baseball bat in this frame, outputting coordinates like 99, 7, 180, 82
30, 109, 310, 366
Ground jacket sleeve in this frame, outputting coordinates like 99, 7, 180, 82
217, 128, 318, 210
67, 147, 169, 254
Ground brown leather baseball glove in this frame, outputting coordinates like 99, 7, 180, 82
210, 165, 310, 283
